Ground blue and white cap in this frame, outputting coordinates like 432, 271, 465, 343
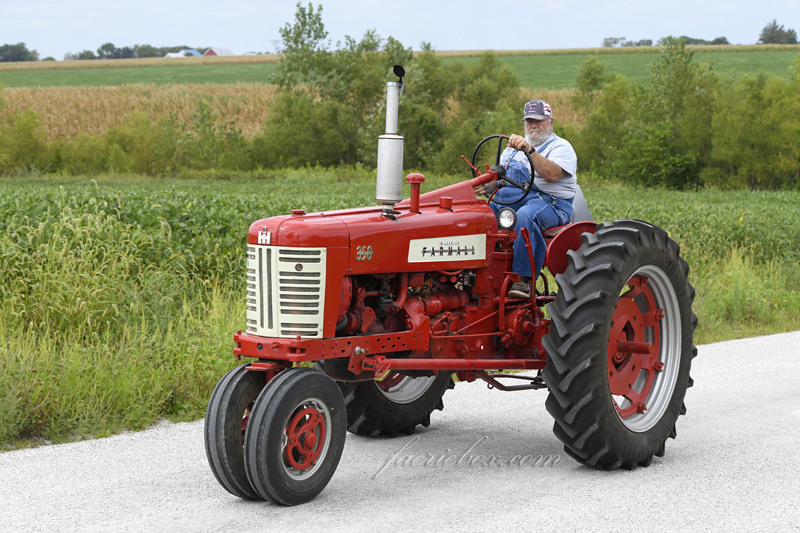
522, 100, 552, 121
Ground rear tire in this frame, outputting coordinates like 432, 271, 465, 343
339, 373, 455, 437
542, 219, 697, 469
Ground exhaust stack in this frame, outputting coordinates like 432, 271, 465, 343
376, 65, 405, 217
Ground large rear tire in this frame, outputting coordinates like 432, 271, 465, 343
204, 363, 266, 500
339, 373, 455, 437
542, 219, 697, 469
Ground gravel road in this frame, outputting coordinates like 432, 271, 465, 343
2, 331, 799, 532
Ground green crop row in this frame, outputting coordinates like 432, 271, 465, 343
2, 173, 800, 447
1, 48, 798, 89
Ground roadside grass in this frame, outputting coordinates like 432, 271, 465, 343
0, 287, 242, 446
1, 171, 798, 448
1, 48, 797, 89
693, 247, 800, 343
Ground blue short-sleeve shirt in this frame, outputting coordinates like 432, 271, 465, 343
499, 133, 577, 200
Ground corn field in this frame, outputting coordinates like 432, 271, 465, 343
1, 83, 280, 141
0, 83, 579, 142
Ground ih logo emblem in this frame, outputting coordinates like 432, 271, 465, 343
258, 228, 271, 245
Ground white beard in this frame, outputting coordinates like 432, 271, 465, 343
525, 123, 553, 148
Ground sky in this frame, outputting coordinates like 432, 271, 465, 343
2, 0, 799, 60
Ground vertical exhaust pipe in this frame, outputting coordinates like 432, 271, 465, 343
376, 65, 405, 218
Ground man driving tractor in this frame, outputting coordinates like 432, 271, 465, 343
473, 99, 578, 298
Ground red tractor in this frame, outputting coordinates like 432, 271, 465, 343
204, 66, 697, 506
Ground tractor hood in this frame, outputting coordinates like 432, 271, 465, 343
248, 190, 497, 274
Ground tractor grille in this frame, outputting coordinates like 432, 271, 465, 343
246, 245, 326, 338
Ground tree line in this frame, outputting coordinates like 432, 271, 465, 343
63, 44, 211, 61
602, 36, 729, 47
2, 17, 798, 63
0, 42, 214, 62
1, 3, 799, 190
602, 18, 797, 48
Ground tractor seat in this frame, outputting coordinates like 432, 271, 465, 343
542, 225, 569, 239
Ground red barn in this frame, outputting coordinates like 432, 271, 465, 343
203, 47, 234, 56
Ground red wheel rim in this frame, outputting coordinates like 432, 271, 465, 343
607, 275, 665, 418
284, 407, 326, 471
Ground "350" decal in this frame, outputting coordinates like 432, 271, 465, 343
355, 245, 373, 261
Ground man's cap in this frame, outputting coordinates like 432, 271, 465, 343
522, 100, 552, 121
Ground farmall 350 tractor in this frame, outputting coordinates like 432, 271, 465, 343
204, 66, 697, 506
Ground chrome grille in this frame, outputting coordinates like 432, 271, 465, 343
246, 246, 258, 334
245, 245, 326, 338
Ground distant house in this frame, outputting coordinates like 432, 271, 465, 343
203, 47, 234, 57
165, 49, 202, 58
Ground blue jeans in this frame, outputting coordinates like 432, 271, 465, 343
491, 192, 574, 279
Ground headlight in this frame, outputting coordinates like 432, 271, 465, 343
497, 207, 517, 230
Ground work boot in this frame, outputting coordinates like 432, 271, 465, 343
508, 277, 531, 299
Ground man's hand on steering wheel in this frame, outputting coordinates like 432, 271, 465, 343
471, 134, 536, 206
507, 134, 532, 153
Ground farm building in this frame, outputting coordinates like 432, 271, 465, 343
203, 47, 234, 56
164, 49, 202, 58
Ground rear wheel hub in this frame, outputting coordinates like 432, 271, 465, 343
607, 275, 664, 419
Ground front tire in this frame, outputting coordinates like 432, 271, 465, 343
244, 367, 346, 506
204, 364, 266, 500
542, 219, 697, 469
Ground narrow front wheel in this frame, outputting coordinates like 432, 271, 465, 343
204, 364, 266, 500
244, 367, 346, 506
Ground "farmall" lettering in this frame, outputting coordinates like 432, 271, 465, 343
421, 245, 476, 257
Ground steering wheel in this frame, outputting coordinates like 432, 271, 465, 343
471, 134, 535, 206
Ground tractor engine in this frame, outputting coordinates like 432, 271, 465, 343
238, 176, 544, 382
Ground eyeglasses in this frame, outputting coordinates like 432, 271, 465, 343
524, 118, 550, 126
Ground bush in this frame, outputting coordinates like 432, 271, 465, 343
60, 134, 109, 174
104, 111, 158, 174
0, 109, 52, 174
151, 101, 251, 175
251, 89, 347, 168
571, 74, 634, 176
258, 5, 415, 169
426, 51, 523, 174
702, 73, 800, 189
571, 37, 718, 189
617, 37, 716, 188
